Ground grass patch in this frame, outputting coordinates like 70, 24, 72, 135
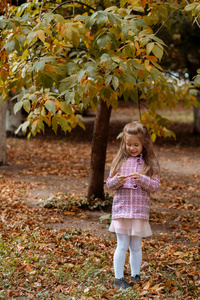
38, 192, 113, 211
157, 107, 193, 123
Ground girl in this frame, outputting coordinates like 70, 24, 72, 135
106, 122, 160, 290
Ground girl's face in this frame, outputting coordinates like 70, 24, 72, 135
125, 134, 143, 157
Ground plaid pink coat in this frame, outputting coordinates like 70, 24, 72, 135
106, 155, 160, 220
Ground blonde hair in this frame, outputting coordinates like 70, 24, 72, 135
111, 122, 160, 177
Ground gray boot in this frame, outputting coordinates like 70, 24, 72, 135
114, 277, 131, 290
130, 274, 140, 283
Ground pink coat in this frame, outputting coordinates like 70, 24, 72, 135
106, 155, 160, 220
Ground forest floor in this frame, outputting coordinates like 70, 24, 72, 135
0, 102, 200, 299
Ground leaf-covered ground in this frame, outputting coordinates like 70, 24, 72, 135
0, 107, 200, 299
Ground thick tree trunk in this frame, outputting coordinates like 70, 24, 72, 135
88, 99, 112, 199
193, 90, 200, 134
0, 101, 7, 165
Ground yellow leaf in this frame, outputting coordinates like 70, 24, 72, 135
151, 283, 165, 291
22, 49, 29, 60
54, 99, 60, 111
36, 30, 45, 43
143, 278, 153, 290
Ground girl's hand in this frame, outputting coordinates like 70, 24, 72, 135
128, 172, 140, 181
116, 173, 127, 185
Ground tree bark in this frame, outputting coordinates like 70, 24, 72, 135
193, 90, 200, 134
88, 98, 112, 199
0, 101, 7, 165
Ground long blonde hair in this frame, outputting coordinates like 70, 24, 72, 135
111, 122, 160, 177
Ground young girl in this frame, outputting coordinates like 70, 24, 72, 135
106, 122, 160, 290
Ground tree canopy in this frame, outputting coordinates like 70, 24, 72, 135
0, 0, 199, 141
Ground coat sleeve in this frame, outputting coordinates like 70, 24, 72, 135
106, 170, 122, 190
137, 174, 160, 192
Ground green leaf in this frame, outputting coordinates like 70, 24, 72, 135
32, 61, 45, 72
184, 3, 198, 12
123, 88, 130, 103
52, 115, 58, 134
38, 119, 45, 133
72, 32, 80, 48
131, 60, 146, 71
31, 120, 38, 135
43, 12, 55, 24
97, 35, 110, 50
57, 116, 70, 132
45, 100, 56, 115
0, 19, 6, 29
146, 42, 155, 56
77, 70, 86, 82
90, 96, 98, 111
152, 45, 163, 61
54, 14, 65, 25
105, 75, 112, 87
14, 101, 23, 114
150, 68, 162, 82
100, 53, 111, 63
130, 89, 138, 103
23, 100, 31, 113
100, 87, 111, 101
22, 120, 30, 134
66, 62, 79, 75
78, 121, 86, 130
194, 75, 200, 87
122, 45, 135, 58
29, 94, 38, 103
112, 76, 119, 91
122, 27, 129, 40
27, 31, 37, 45
108, 13, 115, 26
97, 11, 108, 27
60, 102, 73, 115
85, 14, 97, 28
4, 40, 15, 54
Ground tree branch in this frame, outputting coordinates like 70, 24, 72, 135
39, 0, 45, 21
138, 98, 142, 121
73, 0, 75, 17
51, 0, 96, 14
155, 6, 184, 36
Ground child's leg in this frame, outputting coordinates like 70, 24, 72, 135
129, 235, 142, 276
114, 233, 130, 279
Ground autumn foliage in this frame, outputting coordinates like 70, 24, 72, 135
0, 0, 199, 139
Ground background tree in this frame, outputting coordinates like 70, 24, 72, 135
0, 101, 7, 165
154, 10, 200, 133
0, 0, 199, 199
0, 0, 27, 164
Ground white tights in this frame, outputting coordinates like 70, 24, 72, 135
114, 233, 142, 279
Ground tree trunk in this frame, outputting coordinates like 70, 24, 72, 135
0, 101, 7, 165
193, 90, 200, 134
88, 99, 112, 199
